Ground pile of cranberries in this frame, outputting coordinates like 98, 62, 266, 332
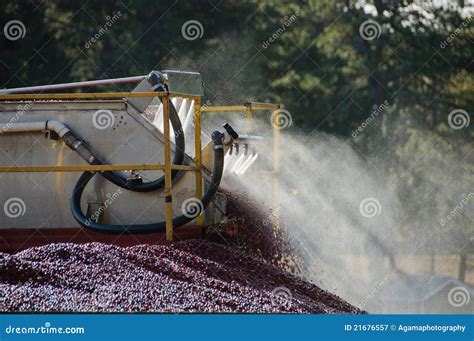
0, 240, 361, 313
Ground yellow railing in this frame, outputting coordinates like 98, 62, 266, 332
0, 92, 281, 237
0, 164, 197, 172
201, 101, 282, 231
194, 98, 204, 226
0, 91, 201, 101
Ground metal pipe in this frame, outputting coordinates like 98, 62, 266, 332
234, 134, 264, 144
0, 121, 47, 133
46, 120, 70, 138
0, 120, 96, 164
0, 121, 70, 138
0, 76, 146, 94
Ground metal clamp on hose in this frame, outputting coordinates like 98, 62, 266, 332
61, 131, 97, 165
147, 71, 169, 92
212, 130, 225, 150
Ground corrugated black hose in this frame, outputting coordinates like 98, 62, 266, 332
70, 131, 225, 233
99, 72, 186, 192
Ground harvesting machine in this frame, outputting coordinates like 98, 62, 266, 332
0, 71, 281, 252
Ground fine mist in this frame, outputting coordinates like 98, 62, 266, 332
188, 33, 472, 313
217, 115, 472, 314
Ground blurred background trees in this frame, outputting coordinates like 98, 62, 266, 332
1, 0, 472, 279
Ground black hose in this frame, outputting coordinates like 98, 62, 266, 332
99, 95, 185, 192
93, 72, 184, 192
70, 131, 225, 234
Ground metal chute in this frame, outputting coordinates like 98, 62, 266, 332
148, 97, 264, 175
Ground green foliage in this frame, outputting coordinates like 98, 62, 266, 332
0, 0, 472, 252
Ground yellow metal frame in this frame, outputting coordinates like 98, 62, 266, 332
0, 92, 282, 238
0, 164, 196, 172
200, 101, 282, 231
162, 96, 173, 240
194, 98, 204, 226
0, 91, 200, 101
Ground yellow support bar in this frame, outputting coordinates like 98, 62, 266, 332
247, 102, 280, 110
0, 164, 197, 173
162, 96, 174, 241
194, 98, 204, 226
200, 103, 280, 113
245, 106, 253, 134
273, 109, 281, 232
0, 91, 201, 101
201, 105, 248, 112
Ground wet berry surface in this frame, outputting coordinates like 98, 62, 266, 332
0, 240, 362, 313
